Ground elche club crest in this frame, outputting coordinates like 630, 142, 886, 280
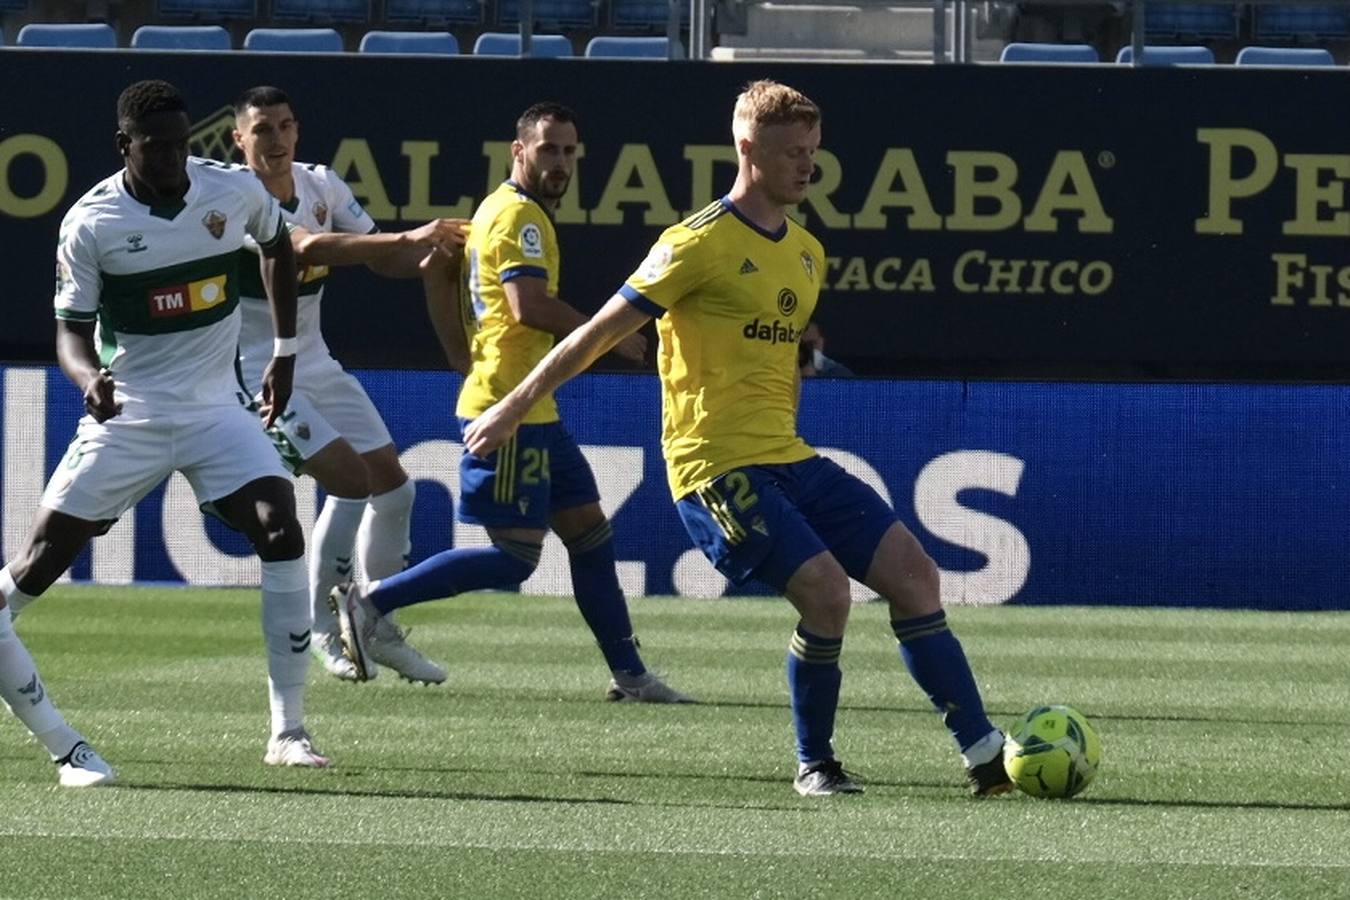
313, 202, 328, 227
202, 210, 227, 240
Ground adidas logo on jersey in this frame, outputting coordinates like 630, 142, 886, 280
739, 258, 758, 275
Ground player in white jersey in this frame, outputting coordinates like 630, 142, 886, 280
0, 80, 330, 771
231, 85, 466, 684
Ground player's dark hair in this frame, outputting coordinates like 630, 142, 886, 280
516, 102, 577, 139
234, 85, 292, 117
116, 80, 188, 132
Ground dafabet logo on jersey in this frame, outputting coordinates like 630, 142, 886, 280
148, 275, 228, 318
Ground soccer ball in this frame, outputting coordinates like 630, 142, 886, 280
1002, 704, 1102, 799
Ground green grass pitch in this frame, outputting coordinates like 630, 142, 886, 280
0, 586, 1346, 899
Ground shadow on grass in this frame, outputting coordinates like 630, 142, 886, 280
108, 770, 831, 812
121, 780, 636, 806
711, 699, 1346, 731
1071, 795, 1350, 813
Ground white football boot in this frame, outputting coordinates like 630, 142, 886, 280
311, 629, 359, 681
263, 728, 331, 768
56, 741, 115, 787
605, 672, 695, 703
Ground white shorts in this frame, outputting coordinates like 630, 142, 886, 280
259, 364, 393, 473
42, 401, 290, 522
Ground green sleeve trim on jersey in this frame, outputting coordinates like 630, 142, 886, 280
236, 247, 264, 298
54, 308, 98, 322
255, 212, 286, 250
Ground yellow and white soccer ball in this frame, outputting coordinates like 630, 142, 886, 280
1003, 704, 1102, 799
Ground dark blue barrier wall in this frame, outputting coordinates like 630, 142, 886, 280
1, 51, 1348, 379
2, 364, 1346, 608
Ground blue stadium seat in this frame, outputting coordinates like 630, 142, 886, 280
132, 25, 232, 49
584, 35, 681, 57
472, 32, 573, 55
243, 27, 344, 51
16, 23, 117, 48
610, 0, 686, 29
1143, 3, 1239, 37
1115, 44, 1215, 64
497, 0, 595, 28
157, 0, 254, 15
1235, 45, 1336, 65
273, 0, 370, 20
385, 0, 481, 23
359, 30, 459, 53
999, 42, 1099, 63
1254, 4, 1350, 38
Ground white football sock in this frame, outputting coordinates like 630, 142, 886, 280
961, 728, 1006, 767
261, 557, 311, 737
0, 611, 82, 759
358, 480, 415, 581
308, 495, 367, 634
0, 565, 39, 620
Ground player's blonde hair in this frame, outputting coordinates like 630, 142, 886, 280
732, 80, 820, 142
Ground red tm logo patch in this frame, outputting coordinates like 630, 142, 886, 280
149, 284, 190, 317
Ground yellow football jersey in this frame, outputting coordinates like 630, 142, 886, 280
620, 198, 824, 499
456, 181, 562, 424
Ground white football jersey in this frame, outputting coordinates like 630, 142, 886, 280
55, 157, 283, 408
236, 162, 376, 392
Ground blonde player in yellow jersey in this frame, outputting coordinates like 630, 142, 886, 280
464, 81, 1013, 798
336, 103, 691, 703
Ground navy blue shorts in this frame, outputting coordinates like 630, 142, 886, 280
458, 419, 600, 529
675, 455, 898, 593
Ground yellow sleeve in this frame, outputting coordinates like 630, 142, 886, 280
618, 227, 712, 316
491, 202, 557, 289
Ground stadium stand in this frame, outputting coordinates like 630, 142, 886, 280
157, 0, 256, 16
131, 24, 232, 49
1234, 44, 1336, 63
359, 29, 459, 52
472, 31, 574, 53
272, 0, 371, 20
2, 0, 1348, 63
16, 22, 118, 46
496, 0, 596, 28
584, 34, 680, 55
999, 40, 1099, 61
385, 0, 483, 24
1253, 3, 1350, 38
156, 0, 253, 14
1142, 3, 1240, 37
609, 0, 686, 29
1115, 44, 1214, 63
243, 26, 344, 50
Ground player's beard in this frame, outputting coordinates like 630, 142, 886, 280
531, 168, 571, 202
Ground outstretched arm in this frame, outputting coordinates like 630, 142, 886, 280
506, 277, 647, 365
294, 218, 468, 278
462, 295, 653, 457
